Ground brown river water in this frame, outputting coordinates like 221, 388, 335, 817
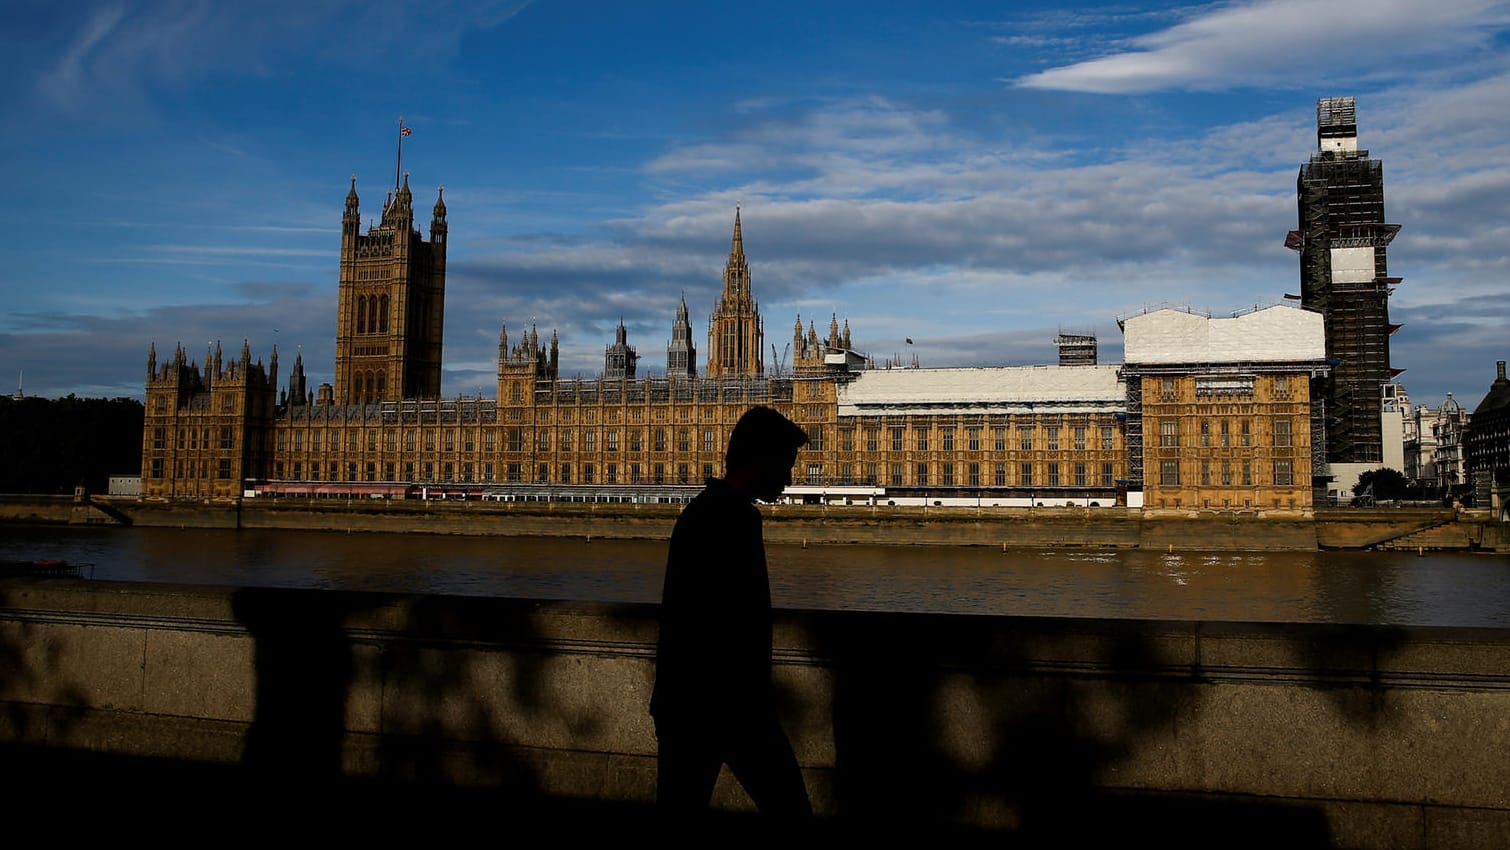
2, 524, 1507, 627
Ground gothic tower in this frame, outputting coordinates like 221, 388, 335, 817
334, 173, 448, 405
666, 294, 697, 379
705, 207, 763, 379
605, 319, 639, 379
1287, 97, 1401, 466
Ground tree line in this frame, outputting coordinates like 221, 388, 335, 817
0, 396, 144, 495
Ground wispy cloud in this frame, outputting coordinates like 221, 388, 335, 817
1015, 0, 1510, 94
32, 0, 534, 114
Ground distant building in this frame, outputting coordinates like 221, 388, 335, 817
1466, 361, 1510, 517
1055, 333, 1098, 367
1286, 96, 1403, 490
141, 142, 1338, 514
1120, 306, 1329, 513
1404, 396, 1471, 498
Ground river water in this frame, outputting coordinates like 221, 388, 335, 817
2, 524, 1508, 628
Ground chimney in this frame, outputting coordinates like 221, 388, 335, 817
1497, 360, 1506, 381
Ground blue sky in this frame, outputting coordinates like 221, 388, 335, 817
3, 0, 1508, 411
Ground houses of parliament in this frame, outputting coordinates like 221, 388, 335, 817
142, 133, 1340, 514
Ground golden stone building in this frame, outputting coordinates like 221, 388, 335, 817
1120, 307, 1329, 513
141, 173, 1326, 513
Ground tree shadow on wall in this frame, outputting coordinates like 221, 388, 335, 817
229, 586, 614, 827
807, 611, 1337, 848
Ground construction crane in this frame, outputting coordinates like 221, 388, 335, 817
771, 343, 790, 377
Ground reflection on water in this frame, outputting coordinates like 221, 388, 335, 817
2, 524, 1507, 628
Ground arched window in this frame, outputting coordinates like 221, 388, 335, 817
379, 295, 390, 333
357, 296, 369, 334
377, 374, 386, 399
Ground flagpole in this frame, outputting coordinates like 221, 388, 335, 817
394, 116, 404, 190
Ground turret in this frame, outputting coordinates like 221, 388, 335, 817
431, 186, 447, 244
287, 351, 307, 406
343, 175, 360, 236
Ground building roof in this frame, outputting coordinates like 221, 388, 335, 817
1471, 364, 1510, 419
1122, 306, 1326, 365
838, 364, 1124, 417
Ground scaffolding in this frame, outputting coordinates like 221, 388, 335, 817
1288, 97, 1398, 466
1055, 333, 1098, 367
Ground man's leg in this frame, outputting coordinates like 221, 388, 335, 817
725, 713, 812, 819
655, 718, 723, 813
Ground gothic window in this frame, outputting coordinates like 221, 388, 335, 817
1101, 426, 1114, 450
1160, 461, 1180, 486
1047, 463, 1059, 486
379, 295, 389, 333
1273, 460, 1293, 486
942, 429, 954, 451
1274, 420, 1293, 447
1160, 421, 1179, 447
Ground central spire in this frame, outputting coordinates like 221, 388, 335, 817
707, 206, 763, 378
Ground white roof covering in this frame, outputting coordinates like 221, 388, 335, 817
1122, 306, 1325, 365
838, 365, 1124, 417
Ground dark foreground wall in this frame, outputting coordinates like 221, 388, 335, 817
0, 578, 1506, 846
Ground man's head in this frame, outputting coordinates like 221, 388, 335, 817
724, 406, 809, 502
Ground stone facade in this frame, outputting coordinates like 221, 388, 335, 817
1466, 361, 1510, 516
1121, 307, 1329, 514
141, 179, 1327, 513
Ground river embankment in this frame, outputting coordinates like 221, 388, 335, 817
4, 493, 1506, 552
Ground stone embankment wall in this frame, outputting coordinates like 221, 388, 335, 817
3, 495, 1505, 551
0, 578, 1505, 847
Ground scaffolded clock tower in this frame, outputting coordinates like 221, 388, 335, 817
1287, 97, 1401, 466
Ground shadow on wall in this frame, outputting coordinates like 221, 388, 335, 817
806, 612, 1343, 846
230, 587, 566, 795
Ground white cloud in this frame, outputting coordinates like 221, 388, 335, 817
1015, 0, 1510, 94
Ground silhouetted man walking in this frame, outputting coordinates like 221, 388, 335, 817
650, 405, 813, 820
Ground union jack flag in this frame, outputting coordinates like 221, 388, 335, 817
400, 124, 412, 137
